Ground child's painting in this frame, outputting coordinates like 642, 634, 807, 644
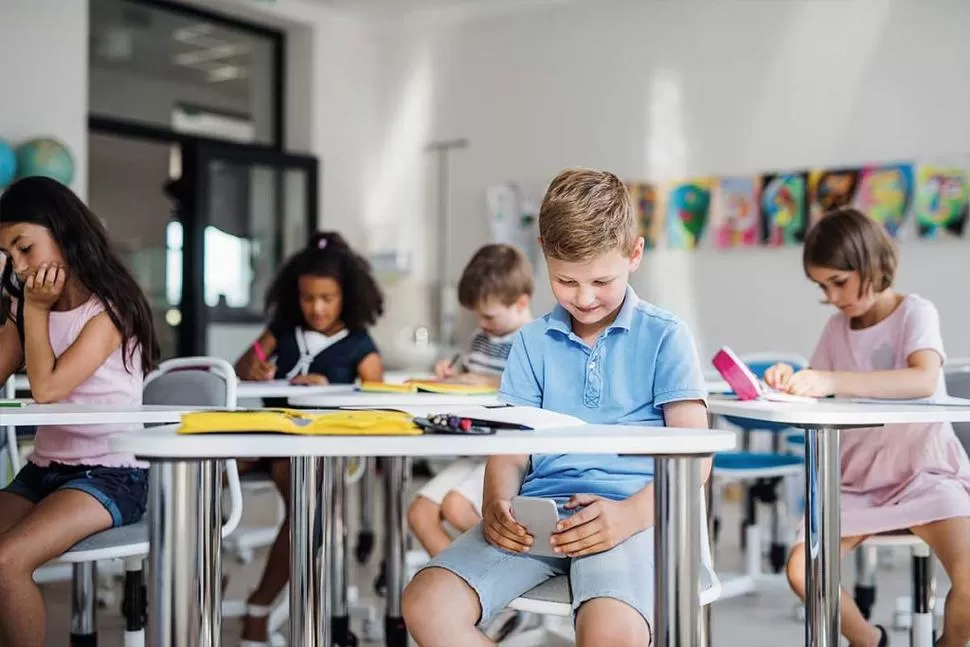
628, 182, 662, 249
914, 165, 969, 239
809, 168, 860, 223
760, 172, 808, 246
853, 163, 914, 239
710, 177, 760, 249
664, 179, 712, 250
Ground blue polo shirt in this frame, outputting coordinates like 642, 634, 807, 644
499, 286, 707, 504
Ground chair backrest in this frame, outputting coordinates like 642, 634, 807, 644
945, 365, 970, 450
144, 357, 238, 410
143, 357, 243, 538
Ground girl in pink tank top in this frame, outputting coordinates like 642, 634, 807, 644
764, 208, 970, 647
0, 177, 160, 647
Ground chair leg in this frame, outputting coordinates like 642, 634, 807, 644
70, 561, 97, 647
121, 558, 146, 647
853, 545, 877, 621
910, 543, 936, 647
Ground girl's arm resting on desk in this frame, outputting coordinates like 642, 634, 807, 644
787, 350, 941, 399
24, 304, 122, 404
0, 319, 24, 385
356, 352, 383, 383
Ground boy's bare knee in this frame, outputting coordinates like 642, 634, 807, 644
408, 496, 441, 532
441, 491, 477, 531
403, 567, 481, 632
786, 546, 806, 597
576, 598, 650, 647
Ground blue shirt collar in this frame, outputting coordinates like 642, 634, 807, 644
548, 285, 639, 336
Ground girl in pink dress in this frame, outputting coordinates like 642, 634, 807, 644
0, 177, 159, 647
765, 208, 970, 647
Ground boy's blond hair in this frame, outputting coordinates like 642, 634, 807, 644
539, 168, 639, 262
457, 243, 534, 309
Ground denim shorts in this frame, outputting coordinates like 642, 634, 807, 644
3, 462, 149, 527
421, 523, 655, 629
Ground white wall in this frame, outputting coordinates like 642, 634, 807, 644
0, 0, 88, 197
325, 0, 970, 360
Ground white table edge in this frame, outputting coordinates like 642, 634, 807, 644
110, 424, 737, 458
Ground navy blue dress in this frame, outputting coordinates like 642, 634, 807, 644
268, 322, 378, 385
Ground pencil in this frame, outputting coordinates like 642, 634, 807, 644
252, 341, 268, 362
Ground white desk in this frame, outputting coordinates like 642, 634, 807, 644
0, 403, 204, 427
705, 379, 731, 395
236, 381, 355, 400
112, 424, 736, 647
707, 396, 970, 647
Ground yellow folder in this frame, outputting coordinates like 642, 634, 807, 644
177, 409, 421, 436
358, 381, 497, 395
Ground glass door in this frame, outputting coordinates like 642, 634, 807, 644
166, 140, 318, 358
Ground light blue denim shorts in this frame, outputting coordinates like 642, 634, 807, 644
420, 523, 654, 628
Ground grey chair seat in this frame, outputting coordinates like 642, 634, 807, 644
518, 575, 571, 603
517, 568, 716, 606
59, 518, 149, 563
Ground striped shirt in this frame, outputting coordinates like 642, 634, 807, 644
462, 329, 516, 376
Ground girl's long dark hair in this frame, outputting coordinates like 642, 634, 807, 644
266, 231, 384, 332
0, 177, 160, 373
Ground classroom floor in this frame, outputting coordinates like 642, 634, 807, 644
40, 480, 949, 647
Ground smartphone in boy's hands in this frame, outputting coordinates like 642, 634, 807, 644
511, 496, 560, 557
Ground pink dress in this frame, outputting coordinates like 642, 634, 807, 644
810, 294, 970, 537
16, 297, 145, 468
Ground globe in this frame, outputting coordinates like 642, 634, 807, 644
0, 139, 15, 189
15, 138, 74, 186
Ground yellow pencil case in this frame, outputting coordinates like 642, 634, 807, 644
178, 409, 421, 436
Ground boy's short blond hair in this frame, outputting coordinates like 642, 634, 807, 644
539, 168, 639, 262
457, 243, 534, 309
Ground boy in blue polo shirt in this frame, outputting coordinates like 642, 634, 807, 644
403, 168, 710, 647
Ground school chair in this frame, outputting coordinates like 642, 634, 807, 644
712, 352, 809, 597
851, 531, 937, 647
503, 491, 721, 646
55, 357, 244, 647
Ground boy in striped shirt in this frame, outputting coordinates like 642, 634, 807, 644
409, 244, 534, 558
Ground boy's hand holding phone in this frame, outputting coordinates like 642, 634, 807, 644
482, 499, 532, 553
550, 494, 640, 558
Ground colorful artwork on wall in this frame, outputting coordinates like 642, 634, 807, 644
853, 163, 914, 239
914, 165, 969, 239
760, 172, 808, 246
664, 179, 712, 250
710, 177, 760, 249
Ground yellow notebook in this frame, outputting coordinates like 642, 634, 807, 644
358, 381, 497, 395
178, 409, 421, 436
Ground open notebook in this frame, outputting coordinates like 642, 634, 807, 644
177, 409, 421, 436
358, 381, 498, 396
711, 346, 816, 403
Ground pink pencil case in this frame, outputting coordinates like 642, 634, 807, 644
711, 346, 763, 401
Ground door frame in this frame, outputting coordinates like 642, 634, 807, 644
177, 139, 319, 355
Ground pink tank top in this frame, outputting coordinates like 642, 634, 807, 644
23, 297, 145, 468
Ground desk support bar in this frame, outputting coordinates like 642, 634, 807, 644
655, 456, 702, 647
805, 426, 841, 647
200, 460, 223, 647
291, 457, 320, 647
384, 457, 410, 647
149, 460, 204, 647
